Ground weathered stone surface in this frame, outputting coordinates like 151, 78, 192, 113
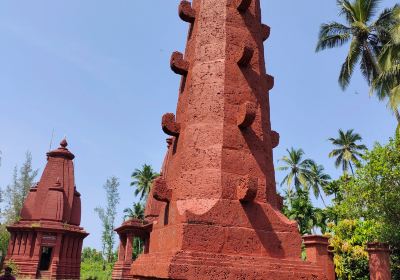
170, 51, 189, 75
271, 130, 280, 148
237, 46, 254, 67
5, 139, 88, 279
162, 113, 180, 137
236, 175, 258, 202
179, 0, 196, 23
235, 0, 252, 13
303, 235, 335, 280
152, 177, 172, 202
367, 242, 392, 280
237, 101, 257, 128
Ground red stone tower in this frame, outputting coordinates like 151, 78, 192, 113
118, 0, 333, 279
5, 139, 88, 279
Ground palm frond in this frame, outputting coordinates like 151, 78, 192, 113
339, 39, 362, 89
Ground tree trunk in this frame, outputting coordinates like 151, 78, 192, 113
349, 162, 355, 176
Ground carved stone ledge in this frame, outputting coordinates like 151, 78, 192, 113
261, 24, 271, 41
170, 52, 189, 76
152, 178, 172, 203
271, 130, 280, 149
179, 1, 196, 23
237, 175, 258, 203
162, 113, 181, 137
237, 101, 257, 129
236, 0, 252, 13
237, 46, 254, 67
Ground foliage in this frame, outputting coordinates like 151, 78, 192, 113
329, 219, 379, 280
80, 248, 114, 280
328, 136, 400, 277
317, 0, 400, 123
316, 0, 397, 89
372, 5, 400, 115
133, 237, 144, 260
3, 259, 20, 277
282, 188, 327, 235
130, 164, 159, 201
336, 137, 400, 246
306, 162, 331, 206
95, 177, 120, 264
328, 129, 367, 175
123, 202, 144, 221
0, 224, 10, 257
3, 152, 38, 224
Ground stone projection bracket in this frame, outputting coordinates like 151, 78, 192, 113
237, 175, 258, 203
271, 130, 280, 149
236, 0, 252, 13
179, 0, 196, 23
170, 51, 190, 76
265, 74, 275, 91
152, 177, 172, 203
237, 101, 257, 129
162, 113, 181, 137
237, 46, 254, 67
262, 24, 271, 41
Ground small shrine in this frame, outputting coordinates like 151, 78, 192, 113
5, 139, 88, 279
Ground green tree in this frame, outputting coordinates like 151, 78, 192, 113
4, 152, 38, 224
130, 164, 159, 201
329, 219, 378, 280
316, 0, 400, 122
329, 129, 366, 175
123, 202, 144, 221
95, 177, 120, 265
337, 137, 400, 245
329, 136, 400, 277
278, 148, 314, 193
80, 247, 114, 280
372, 9, 400, 120
306, 162, 331, 206
282, 188, 323, 235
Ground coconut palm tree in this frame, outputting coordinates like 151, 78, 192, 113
123, 202, 145, 221
317, 1, 400, 123
372, 7, 400, 121
278, 148, 314, 192
306, 162, 331, 206
316, 0, 397, 89
329, 129, 367, 175
130, 164, 159, 201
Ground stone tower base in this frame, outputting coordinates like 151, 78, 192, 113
131, 251, 327, 280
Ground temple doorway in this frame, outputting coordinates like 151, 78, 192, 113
39, 247, 53, 271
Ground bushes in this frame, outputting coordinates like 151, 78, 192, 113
80, 247, 115, 280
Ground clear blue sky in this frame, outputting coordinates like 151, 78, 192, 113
0, 0, 397, 250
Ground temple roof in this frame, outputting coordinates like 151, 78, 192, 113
20, 139, 82, 226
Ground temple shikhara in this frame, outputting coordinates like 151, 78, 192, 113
5, 139, 88, 279
113, 0, 334, 279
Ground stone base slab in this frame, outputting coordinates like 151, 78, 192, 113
131, 251, 328, 280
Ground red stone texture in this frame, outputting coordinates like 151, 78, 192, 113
367, 242, 392, 280
5, 140, 88, 279
115, 0, 333, 279
303, 235, 335, 280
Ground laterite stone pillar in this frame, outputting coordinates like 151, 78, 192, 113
303, 235, 335, 280
367, 242, 392, 280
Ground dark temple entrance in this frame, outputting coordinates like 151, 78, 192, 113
39, 247, 53, 271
